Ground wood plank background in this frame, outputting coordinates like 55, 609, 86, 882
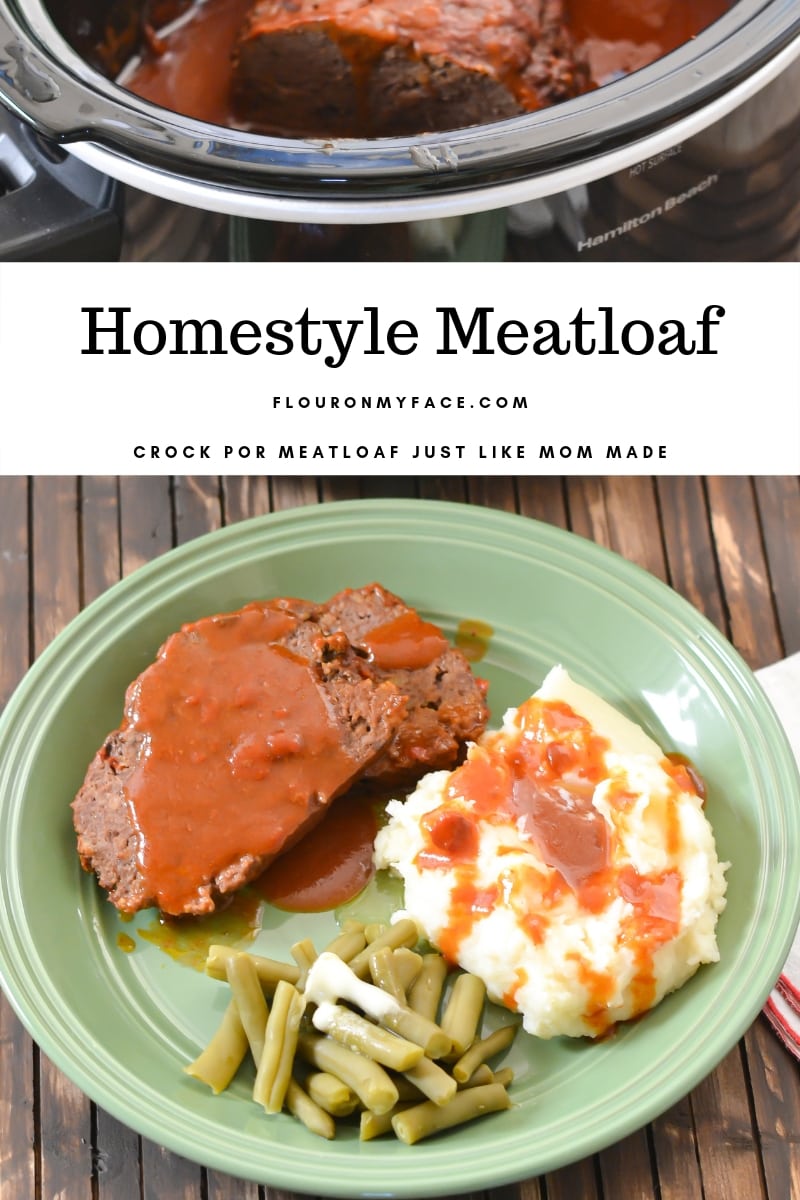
0, 475, 798, 1200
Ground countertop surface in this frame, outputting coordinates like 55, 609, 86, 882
0, 474, 798, 1200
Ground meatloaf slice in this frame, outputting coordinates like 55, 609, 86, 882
72, 601, 406, 916
230, 0, 585, 138
320, 584, 489, 786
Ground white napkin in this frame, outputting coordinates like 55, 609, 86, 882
755, 652, 800, 1062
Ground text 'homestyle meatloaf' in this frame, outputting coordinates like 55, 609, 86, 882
230, 0, 586, 137
72, 586, 488, 916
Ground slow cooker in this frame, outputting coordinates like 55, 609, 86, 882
0, 0, 798, 259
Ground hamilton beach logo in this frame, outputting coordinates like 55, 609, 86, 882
576, 173, 720, 253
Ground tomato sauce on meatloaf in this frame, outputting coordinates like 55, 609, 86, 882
72, 585, 488, 916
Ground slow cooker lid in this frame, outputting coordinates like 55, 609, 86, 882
0, 0, 798, 202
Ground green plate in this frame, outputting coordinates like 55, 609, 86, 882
0, 499, 798, 1196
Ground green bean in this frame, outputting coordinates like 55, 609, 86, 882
380, 1004, 452, 1060
324, 924, 367, 963
457, 1063, 494, 1089
389, 1073, 427, 1102
454, 1063, 512, 1091
452, 1023, 518, 1083
359, 1108, 397, 1141
347, 918, 419, 979
408, 953, 448, 1022
392, 948, 423, 993
368, 946, 406, 1004
184, 999, 249, 1094
206, 944, 300, 990
297, 1032, 399, 1115
314, 1003, 424, 1071
364, 922, 388, 943
305, 1072, 360, 1117
440, 972, 486, 1056
225, 951, 269, 1066
286, 1078, 336, 1140
290, 938, 318, 989
197, 932, 519, 1144
253, 980, 305, 1114
401, 1056, 457, 1107
359, 1104, 414, 1141
391, 1082, 512, 1145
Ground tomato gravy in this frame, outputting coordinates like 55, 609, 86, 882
256, 792, 379, 912
119, 603, 362, 914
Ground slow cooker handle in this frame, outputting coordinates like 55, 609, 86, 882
0, 107, 122, 260
0, 5, 111, 139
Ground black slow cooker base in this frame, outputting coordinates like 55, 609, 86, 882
0, 106, 122, 259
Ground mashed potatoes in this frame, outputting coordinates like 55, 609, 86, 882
374, 667, 728, 1039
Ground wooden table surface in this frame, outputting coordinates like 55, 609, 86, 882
0, 475, 798, 1200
